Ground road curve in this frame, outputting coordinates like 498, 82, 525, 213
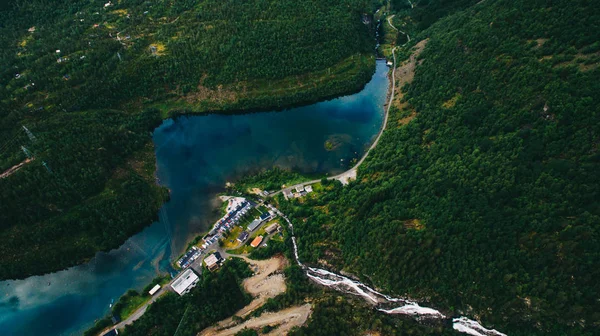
270, 15, 401, 196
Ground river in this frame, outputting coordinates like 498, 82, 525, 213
0, 61, 389, 336
278, 210, 507, 336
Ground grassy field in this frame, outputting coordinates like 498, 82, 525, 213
113, 276, 171, 320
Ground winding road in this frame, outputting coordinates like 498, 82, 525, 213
269, 14, 403, 196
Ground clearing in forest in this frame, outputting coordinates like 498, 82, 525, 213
392, 39, 429, 126
199, 304, 312, 336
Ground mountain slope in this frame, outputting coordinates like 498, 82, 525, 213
285, 0, 600, 334
0, 0, 376, 279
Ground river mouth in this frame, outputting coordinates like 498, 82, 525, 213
0, 61, 389, 336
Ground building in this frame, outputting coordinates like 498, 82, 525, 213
250, 236, 263, 248
204, 253, 221, 271
248, 219, 262, 232
148, 284, 161, 296
237, 230, 249, 242
283, 189, 293, 199
305, 185, 313, 193
265, 223, 280, 234
259, 212, 271, 222
171, 269, 199, 296
295, 185, 305, 193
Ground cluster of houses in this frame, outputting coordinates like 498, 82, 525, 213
209, 198, 252, 237
169, 251, 224, 298
176, 198, 252, 270
283, 184, 314, 200
236, 211, 277, 245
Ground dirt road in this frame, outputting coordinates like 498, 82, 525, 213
200, 304, 312, 336
0, 158, 33, 179
198, 255, 288, 336
236, 255, 287, 318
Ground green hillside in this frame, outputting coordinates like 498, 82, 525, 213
0, 0, 376, 279
284, 0, 600, 334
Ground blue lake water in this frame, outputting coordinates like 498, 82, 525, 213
0, 61, 389, 336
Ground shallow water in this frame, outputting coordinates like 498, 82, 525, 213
0, 61, 389, 336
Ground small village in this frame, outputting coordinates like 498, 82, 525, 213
169, 196, 283, 297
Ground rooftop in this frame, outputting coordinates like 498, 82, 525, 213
250, 236, 263, 248
248, 219, 262, 231
204, 254, 219, 267
171, 269, 199, 296
148, 284, 161, 296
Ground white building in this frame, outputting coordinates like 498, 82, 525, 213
148, 284, 161, 296
305, 185, 313, 193
171, 269, 199, 296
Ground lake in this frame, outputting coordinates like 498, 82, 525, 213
0, 60, 389, 336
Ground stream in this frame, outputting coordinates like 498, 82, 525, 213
277, 209, 507, 336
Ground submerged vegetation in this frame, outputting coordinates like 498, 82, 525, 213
0, 0, 377, 279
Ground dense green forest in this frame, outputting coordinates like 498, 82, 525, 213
289, 296, 458, 336
120, 258, 252, 336
0, 0, 377, 279
280, 0, 600, 334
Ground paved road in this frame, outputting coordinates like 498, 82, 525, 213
100, 285, 171, 335
269, 20, 400, 198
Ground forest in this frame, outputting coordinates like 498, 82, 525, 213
278, 0, 600, 334
0, 0, 378, 279
119, 258, 252, 336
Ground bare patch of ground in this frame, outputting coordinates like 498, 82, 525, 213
0, 158, 34, 179
184, 75, 240, 104
248, 188, 263, 195
442, 93, 462, 109
183, 75, 240, 104
200, 255, 287, 336
397, 110, 416, 127
199, 304, 312, 336
391, 39, 428, 124
404, 219, 424, 230
236, 255, 287, 317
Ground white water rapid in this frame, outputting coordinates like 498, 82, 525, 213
274, 207, 507, 335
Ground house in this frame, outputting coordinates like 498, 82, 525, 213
171, 269, 199, 296
305, 185, 313, 193
237, 231, 249, 242
204, 253, 221, 271
387, 61, 393, 67
148, 284, 161, 296
283, 189, 293, 199
250, 236, 263, 248
295, 185, 305, 193
265, 223, 280, 234
248, 219, 262, 232
259, 212, 271, 222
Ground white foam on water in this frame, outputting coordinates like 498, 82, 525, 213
281, 206, 505, 336
453, 317, 507, 336
379, 304, 445, 318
